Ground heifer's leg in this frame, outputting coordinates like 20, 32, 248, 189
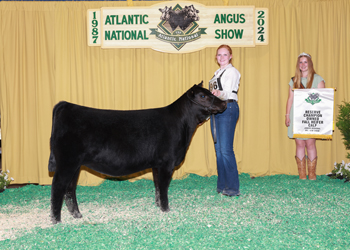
51, 164, 80, 224
51, 172, 68, 224
157, 167, 173, 212
152, 168, 160, 207
64, 168, 82, 219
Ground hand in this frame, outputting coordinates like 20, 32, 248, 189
285, 115, 290, 127
211, 89, 221, 97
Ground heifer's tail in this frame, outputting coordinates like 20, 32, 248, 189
48, 152, 56, 172
48, 102, 66, 172
48, 111, 57, 172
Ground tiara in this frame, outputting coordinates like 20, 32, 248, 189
298, 52, 311, 58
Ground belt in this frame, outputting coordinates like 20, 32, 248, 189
227, 99, 236, 103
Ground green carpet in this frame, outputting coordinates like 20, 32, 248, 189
1, 174, 349, 249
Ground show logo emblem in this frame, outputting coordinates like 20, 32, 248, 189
305, 93, 321, 105
150, 4, 207, 51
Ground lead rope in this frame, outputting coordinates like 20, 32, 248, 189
209, 70, 227, 144
212, 114, 217, 143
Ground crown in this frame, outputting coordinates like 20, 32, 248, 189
298, 52, 311, 58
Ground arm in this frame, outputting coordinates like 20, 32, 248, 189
317, 80, 325, 88
285, 86, 293, 127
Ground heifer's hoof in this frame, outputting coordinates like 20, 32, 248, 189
72, 211, 82, 219
51, 218, 62, 224
160, 207, 170, 212
50, 213, 61, 224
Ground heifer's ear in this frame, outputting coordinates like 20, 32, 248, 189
198, 81, 203, 87
188, 87, 195, 98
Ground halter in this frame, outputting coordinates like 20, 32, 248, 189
186, 91, 216, 114
186, 90, 219, 143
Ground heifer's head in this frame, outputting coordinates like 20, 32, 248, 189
186, 81, 227, 124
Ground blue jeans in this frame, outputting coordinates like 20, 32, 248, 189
210, 101, 240, 196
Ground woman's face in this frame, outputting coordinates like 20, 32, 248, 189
299, 56, 309, 74
216, 48, 232, 68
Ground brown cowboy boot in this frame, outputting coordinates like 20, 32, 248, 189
295, 156, 306, 180
307, 157, 317, 180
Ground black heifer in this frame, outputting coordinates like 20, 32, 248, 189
48, 82, 226, 224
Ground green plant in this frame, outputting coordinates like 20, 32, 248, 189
330, 101, 350, 182
336, 101, 350, 160
330, 161, 350, 182
0, 170, 14, 190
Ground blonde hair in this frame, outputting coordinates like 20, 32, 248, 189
293, 54, 316, 89
215, 44, 232, 66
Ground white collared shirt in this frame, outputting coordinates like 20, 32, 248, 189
212, 64, 241, 101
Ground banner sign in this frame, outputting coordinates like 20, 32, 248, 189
293, 88, 335, 139
87, 1, 268, 53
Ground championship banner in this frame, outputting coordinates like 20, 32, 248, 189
293, 88, 335, 139
87, 1, 268, 53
